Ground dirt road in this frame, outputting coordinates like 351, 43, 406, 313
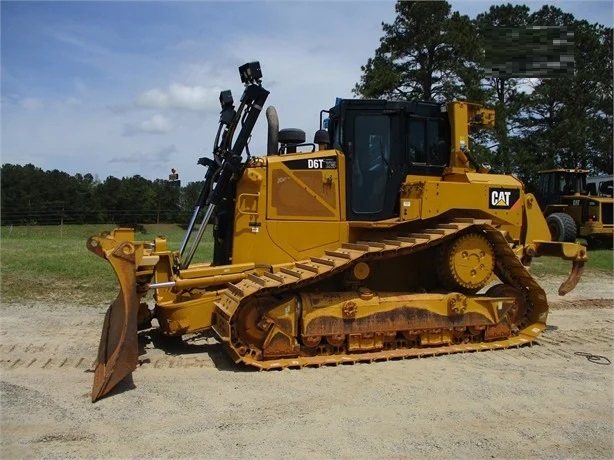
1, 273, 612, 459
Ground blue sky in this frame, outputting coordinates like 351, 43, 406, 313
2, 1, 612, 184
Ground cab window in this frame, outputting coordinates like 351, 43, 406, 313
556, 173, 576, 194
408, 118, 448, 166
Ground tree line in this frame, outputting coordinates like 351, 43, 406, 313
355, 1, 613, 185
1, 163, 204, 226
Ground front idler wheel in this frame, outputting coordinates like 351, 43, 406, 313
485, 283, 528, 332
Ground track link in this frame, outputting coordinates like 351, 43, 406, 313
213, 218, 548, 369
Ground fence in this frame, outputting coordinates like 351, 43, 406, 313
0, 207, 192, 226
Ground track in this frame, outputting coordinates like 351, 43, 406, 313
212, 218, 550, 368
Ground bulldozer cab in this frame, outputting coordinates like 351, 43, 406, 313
536, 169, 589, 208
328, 99, 449, 221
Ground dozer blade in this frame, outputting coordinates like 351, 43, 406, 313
558, 259, 585, 296
87, 236, 139, 402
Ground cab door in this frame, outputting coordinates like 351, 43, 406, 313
344, 110, 405, 221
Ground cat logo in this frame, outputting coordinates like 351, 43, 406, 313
489, 188, 520, 210
492, 191, 511, 206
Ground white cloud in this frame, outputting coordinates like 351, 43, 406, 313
20, 97, 44, 110
517, 78, 540, 95
123, 114, 173, 136
109, 144, 177, 164
1, 98, 187, 181
135, 83, 222, 112
63, 97, 82, 106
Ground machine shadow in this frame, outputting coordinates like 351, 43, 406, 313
137, 329, 254, 373
98, 374, 137, 400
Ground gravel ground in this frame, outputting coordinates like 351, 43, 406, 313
1, 272, 612, 459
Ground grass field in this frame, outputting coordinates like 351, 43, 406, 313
530, 245, 613, 277
0, 224, 213, 305
1, 224, 611, 305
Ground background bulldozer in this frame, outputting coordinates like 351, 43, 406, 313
536, 168, 614, 247
88, 62, 587, 401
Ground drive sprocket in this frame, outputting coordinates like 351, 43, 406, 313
438, 232, 495, 293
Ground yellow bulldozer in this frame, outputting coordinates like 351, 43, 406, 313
88, 61, 587, 401
536, 168, 614, 247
